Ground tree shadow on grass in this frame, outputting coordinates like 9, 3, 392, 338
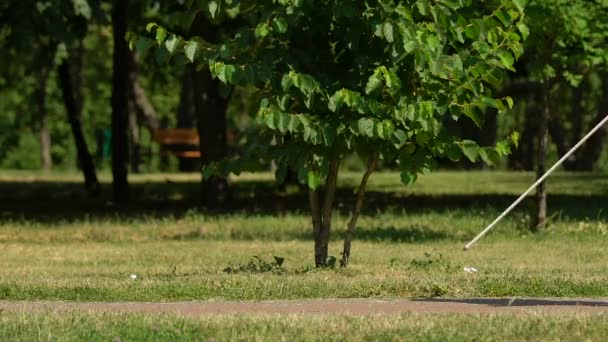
0, 179, 607, 224
349, 225, 450, 243
163, 225, 450, 243
415, 298, 608, 307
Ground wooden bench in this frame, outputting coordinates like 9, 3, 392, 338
153, 128, 201, 158
152, 128, 238, 159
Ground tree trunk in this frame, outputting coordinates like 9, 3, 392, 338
570, 80, 586, 145
549, 83, 585, 171
309, 188, 324, 266
73, 40, 86, 117
190, 14, 229, 207
319, 158, 340, 266
191, 66, 229, 206
548, 119, 569, 166
128, 101, 141, 173
308, 158, 341, 267
533, 85, 550, 230
37, 66, 52, 171
111, 0, 130, 201
340, 153, 378, 268
128, 51, 159, 132
509, 97, 537, 170
58, 61, 100, 196
177, 65, 198, 172
576, 77, 608, 171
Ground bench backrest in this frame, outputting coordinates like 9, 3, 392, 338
153, 129, 199, 145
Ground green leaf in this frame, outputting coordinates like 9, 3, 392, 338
272, 17, 288, 33
255, 23, 270, 38
72, 0, 91, 20
307, 171, 323, 190
446, 144, 462, 162
184, 40, 200, 62
516, 22, 529, 40
495, 10, 512, 27
496, 140, 511, 156
135, 37, 154, 57
146, 23, 158, 33
479, 147, 500, 166
400, 171, 417, 185
376, 120, 395, 140
208, 1, 219, 18
510, 131, 520, 148
357, 118, 375, 137
287, 115, 301, 132
480, 97, 499, 109
497, 51, 514, 70
365, 68, 383, 94
459, 140, 479, 162
321, 124, 336, 146
293, 73, 318, 94
328, 91, 344, 112
383, 22, 394, 43
391, 129, 408, 148
276, 112, 290, 134
219, 64, 236, 83
165, 35, 181, 54
155, 27, 167, 46
511, 0, 526, 12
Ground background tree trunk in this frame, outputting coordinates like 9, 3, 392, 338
533, 85, 550, 230
58, 61, 100, 196
191, 66, 229, 206
509, 97, 537, 170
128, 101, 140, 173
111, 0, 130, 202
177, 65, 199, 172
190, 14, 229, 207
72, 40, 86, 117
37, 66, 52, 171
128, 51, 159, 132
576, 77, 608, 170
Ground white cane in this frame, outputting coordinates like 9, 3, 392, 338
464, 114, 608, 251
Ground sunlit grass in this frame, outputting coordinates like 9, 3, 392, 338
2, 311, 608, 341
1, 170, 608, 301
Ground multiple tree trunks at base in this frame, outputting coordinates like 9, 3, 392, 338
308, 155, 379, 268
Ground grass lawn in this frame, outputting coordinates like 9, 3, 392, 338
1, 170, 608, 339
1, 170, 608, 301
2, 311, 608, 341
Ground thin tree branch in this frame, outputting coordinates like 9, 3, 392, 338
340, 152, 379, 267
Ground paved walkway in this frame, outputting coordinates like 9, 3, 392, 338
2, 298, 608, 316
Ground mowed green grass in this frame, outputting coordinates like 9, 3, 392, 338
1, 171, 608, 301
2, 311, 608, 341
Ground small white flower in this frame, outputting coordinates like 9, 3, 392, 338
130, 274, 138, 280
463, 267, 478, 273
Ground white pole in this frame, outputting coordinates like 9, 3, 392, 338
464, 114, 608, 251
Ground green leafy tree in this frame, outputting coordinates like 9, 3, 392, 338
142, 0, 526, 266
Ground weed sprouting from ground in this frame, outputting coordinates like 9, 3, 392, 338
409, 250, 460, 272
223, 256, 285, 275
